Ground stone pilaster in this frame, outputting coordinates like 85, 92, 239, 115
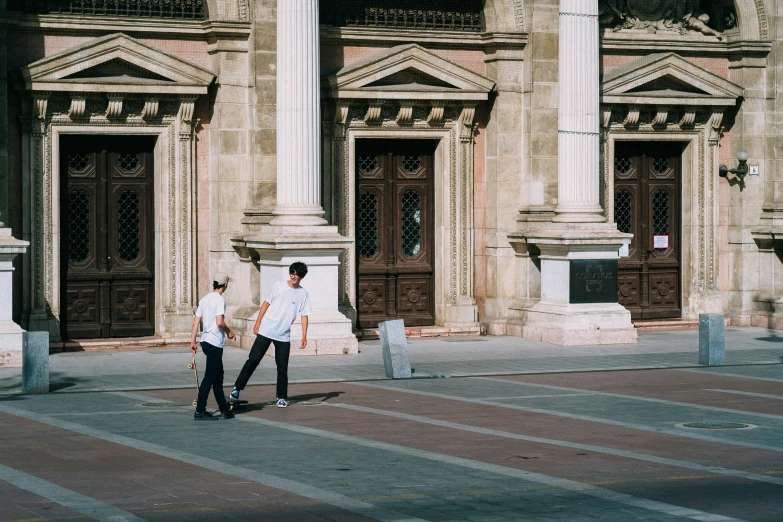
553, 0, 604, 223
270, 0, 327, 226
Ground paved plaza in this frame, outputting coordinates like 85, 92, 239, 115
0, 328, 782, 521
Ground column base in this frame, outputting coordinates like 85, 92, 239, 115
0, 321, 25, 367
231, 225, 357, 355
517, 301, 637, 346
551, 207, 606, 223
269, 206, 328, 227
507, 223, 636, 346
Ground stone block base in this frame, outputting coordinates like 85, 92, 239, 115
0, 325, 25, 367
0, 350, 22, 367
236, 336, 358, 356
516, 302, 638, 346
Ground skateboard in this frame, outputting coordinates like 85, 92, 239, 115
188, 355, 199, 406
226, 398, 249, 411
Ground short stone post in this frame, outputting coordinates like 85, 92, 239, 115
23, 331, 49, 394
379, 319, 411, 379
699, 314, 725, 366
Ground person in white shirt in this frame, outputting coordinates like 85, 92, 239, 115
190, 272, 236, 420
230, 262, 311, 408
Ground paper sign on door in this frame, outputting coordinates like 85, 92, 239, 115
653, 235, 669, 249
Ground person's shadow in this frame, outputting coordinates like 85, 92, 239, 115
236, 391, 344, 413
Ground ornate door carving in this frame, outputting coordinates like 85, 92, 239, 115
60, 136, 155, 339
356, 140, 435, 329
615, 142, 682, 320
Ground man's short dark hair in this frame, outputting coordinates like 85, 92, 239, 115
289, 261, 308, 279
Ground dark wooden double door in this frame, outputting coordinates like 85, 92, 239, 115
356, 140, 436, 329
60, 136, 155, 339
614, 142, 682, 320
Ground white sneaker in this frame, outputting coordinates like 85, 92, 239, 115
276, 398, 288, 408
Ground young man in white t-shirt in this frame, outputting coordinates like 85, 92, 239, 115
230, 262, 311, 408
191, 273, 236, 420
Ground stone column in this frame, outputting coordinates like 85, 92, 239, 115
270, 0, 327, 226
507, 0, 635, 345
0, 215, 30, 367
230, 0, 356, 354
552, 0, 604, 223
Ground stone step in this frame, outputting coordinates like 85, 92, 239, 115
359, 325, 481, 341
633, 319, 700, 332
51, 336, 189, 353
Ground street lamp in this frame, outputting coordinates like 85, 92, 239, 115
719, 150, 749, 181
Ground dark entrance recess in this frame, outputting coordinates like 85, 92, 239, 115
614, 141, 683, 320
60, 136, 156, 339
356, 139, 436, 329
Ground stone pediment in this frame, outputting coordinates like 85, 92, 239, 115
19, 33, 215, 95
326, 44, 495, 101
602, 53, 743, 107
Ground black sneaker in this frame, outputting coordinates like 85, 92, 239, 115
194, 411, 218, 420
220, 410, 235, 420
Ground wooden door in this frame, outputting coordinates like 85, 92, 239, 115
614, 142, 682, 320
60, 136, 156, 339
356, 140, 436, 329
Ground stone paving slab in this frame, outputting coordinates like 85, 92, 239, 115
0, 327, 781, 395
3, 365, 783, 520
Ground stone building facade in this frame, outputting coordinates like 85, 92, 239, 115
1, 0, 781, 352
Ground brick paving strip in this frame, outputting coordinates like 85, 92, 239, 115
0, 407, 419, 522
129, 389, 746, 521
353, 381, 783, 453
222, 410, 744, 521
0, 462, 144, 521
324, 402, 783, 486
490, 370, 783, 415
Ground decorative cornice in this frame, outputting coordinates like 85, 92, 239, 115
651, 107, 669, 128
396, 105, 413, 125
178, 98, 196, 124
427, 104, 444, 125
623, 106, 640, 127
364, 105, 382, 124
679, 110, 696, 128
320, 27, 527, 51
142, 99, 159, 120
334, 104, 349, 125
708, 110, 724, 146
68, 95, 86, 118
105, 95, 124, 118
33, 93, 50, 120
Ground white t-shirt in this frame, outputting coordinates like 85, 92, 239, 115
258, 280, 312, 342
196, 291, 227, 348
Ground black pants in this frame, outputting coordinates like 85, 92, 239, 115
234, 335, 291, 400
196, 342, 229, 413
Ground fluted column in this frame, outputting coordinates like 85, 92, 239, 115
271, 0, 327, 226
553, 0, 605, 223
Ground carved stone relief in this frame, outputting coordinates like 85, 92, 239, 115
598, 0, 735, 39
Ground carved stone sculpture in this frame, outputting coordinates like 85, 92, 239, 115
599, 0, 724, 39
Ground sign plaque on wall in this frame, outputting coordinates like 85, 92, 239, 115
653, 235, 669, 249
569, 260, 619, 304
